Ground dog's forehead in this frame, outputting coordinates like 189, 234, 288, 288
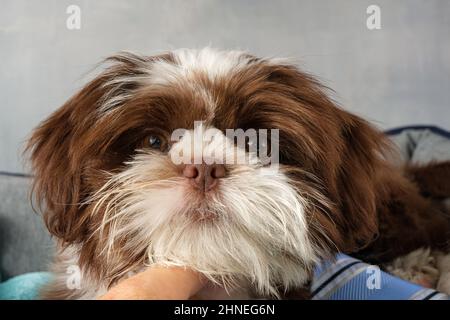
152, 50, 259, 127
147, 48, 258, 126
96, 48, 282, 132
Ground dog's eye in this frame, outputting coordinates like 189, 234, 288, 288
147, 135, 162, 149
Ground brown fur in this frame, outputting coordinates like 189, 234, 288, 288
405, 161, 450, 199
25, 51, 450, 299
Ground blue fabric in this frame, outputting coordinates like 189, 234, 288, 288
0, 272, 52, 300
311, 254, 449, 300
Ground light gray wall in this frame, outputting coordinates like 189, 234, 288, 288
1, 0, 449, 173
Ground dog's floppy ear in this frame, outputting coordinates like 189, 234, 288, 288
26, 72, 116, 242
262, 63, 391, 252
331, 110, 391, 252
26, 53, 168, 242
27, 98, 85, 242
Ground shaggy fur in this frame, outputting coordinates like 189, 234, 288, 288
26, 48, 450, 299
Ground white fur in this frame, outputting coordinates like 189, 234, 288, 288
85, 127, 318, 297
97, 48, 252, 115
47, 246, 108, 299
385, 248, 450, 294
169, 125, 259, 166
150, 47, 251, 85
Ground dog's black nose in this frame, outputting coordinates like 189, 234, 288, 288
183, 163, 225, 191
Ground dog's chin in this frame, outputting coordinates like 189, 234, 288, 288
91, 153, 320, 297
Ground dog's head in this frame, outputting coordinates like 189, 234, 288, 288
27, 48, 388, 296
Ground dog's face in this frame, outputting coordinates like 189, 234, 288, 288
28, 48, 388, 296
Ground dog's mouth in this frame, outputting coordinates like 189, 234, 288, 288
178, 176, 229, 220
90, 159, 320, 297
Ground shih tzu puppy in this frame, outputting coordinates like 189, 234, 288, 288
27, 48, 450, 299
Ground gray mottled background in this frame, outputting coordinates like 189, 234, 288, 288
1, 0, 449, 173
